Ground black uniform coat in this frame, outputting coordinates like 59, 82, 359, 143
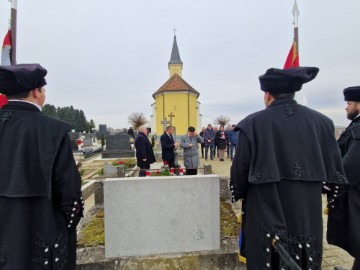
230, 99, 346, 270
327, 116, 360, 258
0, 101, 83, 270
134, 132, 155, 167
160, 132, 175, 161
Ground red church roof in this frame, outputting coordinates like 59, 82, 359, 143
153, 73, 200, 98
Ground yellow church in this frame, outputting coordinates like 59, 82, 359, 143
151, 35, 202, 136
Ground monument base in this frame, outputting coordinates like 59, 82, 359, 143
102, 150, 135, 158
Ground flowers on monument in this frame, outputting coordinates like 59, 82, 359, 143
76, 139, 83, 145
149, 167, 172, 176
111, 159, 136, 169
0, 94, 8, 108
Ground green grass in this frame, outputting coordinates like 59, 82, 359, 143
78, 211, 105, 247
220, 200, 241, 237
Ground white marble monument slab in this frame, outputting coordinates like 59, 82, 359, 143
104, 175, 220, 257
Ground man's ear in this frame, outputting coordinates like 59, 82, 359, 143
28, 88, 38, 98
264, 92, 272, 106
355, 101, 360, 112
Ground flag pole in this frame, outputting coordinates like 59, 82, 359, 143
292, 0, 300, 56
10, 0, 17, 65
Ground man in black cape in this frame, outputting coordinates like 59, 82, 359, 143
230, 67, 347, 270
327, 86, 360, 270
0, 64, 83, 269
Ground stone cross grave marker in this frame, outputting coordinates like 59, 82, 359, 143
161, 117, 170, 132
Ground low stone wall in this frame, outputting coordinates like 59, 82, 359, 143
81, 180, 103, 214
104, 175, 220, 257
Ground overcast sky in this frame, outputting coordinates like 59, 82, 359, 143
1, 1, 359, 129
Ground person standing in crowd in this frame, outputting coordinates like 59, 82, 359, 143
230, 67, 346, 270
213, 125, 219, 158
199, 127, 206, 158
160, 125, 178, 168
327, 86, 360, 270
0, 64, 84, 269
135, 126, 156, 176
180, 126, 204, 175
228, 124, 239, 161
203, 124, 215, 160
127, 126, 135, 139
225, 124, 232, 158
215, 126, 227, 161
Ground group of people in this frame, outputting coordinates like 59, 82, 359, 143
230, 67, 360, 270
0, 63, 359, 270
134, 125, 205, 176
199, 124, 239, 161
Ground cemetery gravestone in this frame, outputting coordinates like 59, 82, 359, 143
102, 132, 135, 158
103, 162, 117, 176
68, 131, 80, 151
82, 138, 93, 147
104, 175, 220, 257
97, 124, 108, 139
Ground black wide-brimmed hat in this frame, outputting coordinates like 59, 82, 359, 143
0, 63, 47, 95
259, 67, 319, 94
343, 86, 360, 102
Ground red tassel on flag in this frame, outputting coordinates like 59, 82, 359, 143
283, 41, 299, 69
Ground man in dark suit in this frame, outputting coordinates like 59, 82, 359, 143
160, 125, 179, 168
134, 126, 156, 176
0, 64, 83, 269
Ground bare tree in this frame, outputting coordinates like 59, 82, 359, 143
214, 115, 231, 127
128, 112, 148, 131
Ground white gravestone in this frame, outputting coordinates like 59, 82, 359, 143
104, 175, 220, 257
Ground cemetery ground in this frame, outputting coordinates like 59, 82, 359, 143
76, 152, 354, 269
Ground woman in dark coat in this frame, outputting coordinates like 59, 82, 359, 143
215, 126, 227, 161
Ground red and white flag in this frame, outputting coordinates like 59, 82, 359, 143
283, 40, 299, 69
1, 30, 11, 66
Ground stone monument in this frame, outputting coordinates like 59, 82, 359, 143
102, 132, 135, 158
104, 175, 220, 257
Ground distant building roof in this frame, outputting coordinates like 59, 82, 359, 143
153, 73, 199, 98
168, 35, 183, 65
